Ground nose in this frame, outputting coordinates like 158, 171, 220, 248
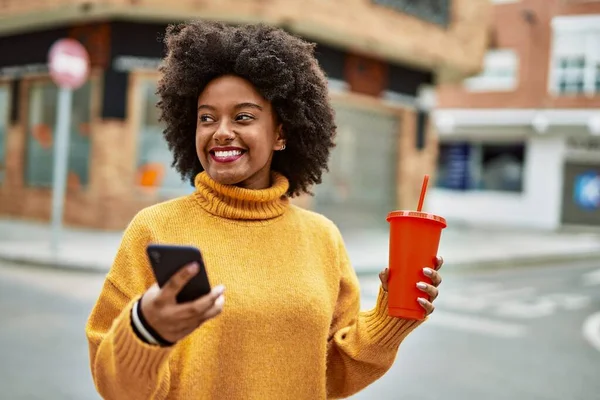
213, 120, 235, 144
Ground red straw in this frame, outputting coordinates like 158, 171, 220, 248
417, 175, 429, 212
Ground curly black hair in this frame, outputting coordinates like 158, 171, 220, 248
156, 20, 337, 197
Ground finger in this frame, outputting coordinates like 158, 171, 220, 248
423, 267, 442, 287
179, 295, 225, 331
158, 263, 199, 302
198, 295, 225, 322
417, 297, 435, 315
141, 283, 162, 308
186, 285, 226, 316
169, 295, 225, 334
434, 256, 444, 270
416, 282, 439, 301
379, 268, 389, 292
180, 290, 225, 321
178, 308, 221, 338
179, 295, 226, 331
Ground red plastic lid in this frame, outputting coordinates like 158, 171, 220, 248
386, 210, 447, 227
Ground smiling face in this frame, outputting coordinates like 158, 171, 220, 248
195, 75, 285, 190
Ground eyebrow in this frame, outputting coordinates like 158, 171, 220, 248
197, 102, 263, 112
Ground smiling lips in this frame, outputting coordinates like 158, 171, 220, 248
209, 147, 246, 163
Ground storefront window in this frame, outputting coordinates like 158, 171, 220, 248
0, 86, 8, 184
135, 79, 193, 197
436, 142, 525, 193
25, 80, 91, 188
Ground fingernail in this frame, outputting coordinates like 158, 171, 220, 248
213, 285, 225, 295
416, 282, 427, 290
215, 295, 225, 307
423, 268, 434, 276
417, 297, 427, 305
187, 263, 199, 273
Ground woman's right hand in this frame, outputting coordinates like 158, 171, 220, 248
140, 263, 225, 344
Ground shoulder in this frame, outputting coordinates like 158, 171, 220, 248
286, 206, 351, 275
287, 205, 344, 244
127, 195, 197, 233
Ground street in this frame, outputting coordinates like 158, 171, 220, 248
0, 260, 599, 400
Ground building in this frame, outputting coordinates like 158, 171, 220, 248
0, 0, 490, 231
433, 0, 600, 230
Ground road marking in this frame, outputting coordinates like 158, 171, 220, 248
480, 286, 537, 301
583, 269, 600, 286
435, 284, 591, 319
582, 312, 600, 352
494, 298, 556, 319
426, 311, 527, 338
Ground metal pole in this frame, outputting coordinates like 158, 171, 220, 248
50, 86, 73, 255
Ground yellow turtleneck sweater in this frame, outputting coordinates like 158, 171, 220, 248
86, 172, 423, 400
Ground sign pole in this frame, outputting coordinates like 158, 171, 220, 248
47, 38, 90, 256
50, 87, 73, 255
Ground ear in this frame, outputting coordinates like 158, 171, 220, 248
273, 124, 285, 150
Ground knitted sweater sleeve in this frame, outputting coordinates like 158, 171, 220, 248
326, 231, 424, 399
85, 213, 172, 400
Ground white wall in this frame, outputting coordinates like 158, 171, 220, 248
428, 137, 566, 230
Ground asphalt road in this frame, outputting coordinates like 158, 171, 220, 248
0, 259, 599, 400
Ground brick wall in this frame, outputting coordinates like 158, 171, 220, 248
437, 0, 600, 109
0, 116, 158, 230
0, 0, 467, 230
0, 93, 437, 230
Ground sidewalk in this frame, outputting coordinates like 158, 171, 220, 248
1, 218, 600, 274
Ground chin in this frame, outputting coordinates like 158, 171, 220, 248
207, 169, 247, 186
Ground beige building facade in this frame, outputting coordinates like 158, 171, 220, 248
0, 0, 491, 231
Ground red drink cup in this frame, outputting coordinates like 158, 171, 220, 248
386, 211, 447, 320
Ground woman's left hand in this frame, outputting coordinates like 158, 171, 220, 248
379, 256, 444, 316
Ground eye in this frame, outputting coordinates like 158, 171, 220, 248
199, 115, 215, 123
236, 114, 254, 122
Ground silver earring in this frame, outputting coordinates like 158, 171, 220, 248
280, 144, 286, 151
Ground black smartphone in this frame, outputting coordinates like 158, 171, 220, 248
146, 244, 212, 303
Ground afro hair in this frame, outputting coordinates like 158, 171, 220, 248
156, 20, 337, 197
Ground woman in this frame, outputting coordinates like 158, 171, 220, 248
86, 20, 444, 400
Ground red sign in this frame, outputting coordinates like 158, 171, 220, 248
48, 38, 90, 89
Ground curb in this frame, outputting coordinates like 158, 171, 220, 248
353, 250, 600, 276
2, 250, 600, 276
0, 254, 110, 274
444, 250, 600, 274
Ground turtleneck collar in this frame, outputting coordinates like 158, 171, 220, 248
193, 171, 290, 220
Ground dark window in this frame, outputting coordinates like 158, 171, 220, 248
437, 142, 526, 193
372, 0, 452, 27
388, 64, 433, 96
314, 44, 346, 81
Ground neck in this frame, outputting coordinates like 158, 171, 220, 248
193, 171, 290, 220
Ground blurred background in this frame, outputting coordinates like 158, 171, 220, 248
1, 0, 600, 399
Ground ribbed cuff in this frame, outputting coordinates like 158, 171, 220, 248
133, 297, 175, 347
131, 300, 160, 345
362, 287, 424, 349
114, 300, 173, 381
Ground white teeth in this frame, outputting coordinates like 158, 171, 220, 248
214, 150, 242, 158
